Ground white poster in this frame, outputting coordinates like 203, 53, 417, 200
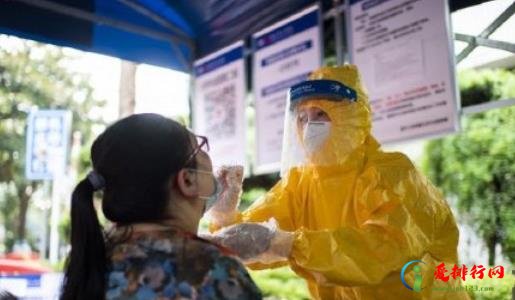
347, 0, 459, 144
193, 41, 246, 167
253, 5, 322, 174
0, 273, 63, 299
25, 110, 72, 180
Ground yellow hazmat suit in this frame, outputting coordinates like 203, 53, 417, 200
214, 65, 469, 299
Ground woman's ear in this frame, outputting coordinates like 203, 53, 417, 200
174, 169, 198, 198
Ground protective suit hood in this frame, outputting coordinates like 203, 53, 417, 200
281, 65, 374, 175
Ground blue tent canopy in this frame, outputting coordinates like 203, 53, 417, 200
0, 0, 489, 73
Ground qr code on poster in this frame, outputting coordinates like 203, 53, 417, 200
204, 85, 236, 139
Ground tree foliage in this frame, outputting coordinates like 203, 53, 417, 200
459, 68, 515, 107
0, 37, 105, 251
423, 68, 515, 265
250, 267, 310, 300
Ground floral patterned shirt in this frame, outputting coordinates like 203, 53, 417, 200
105, 228, 262, 300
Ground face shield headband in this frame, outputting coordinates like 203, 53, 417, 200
288, 79, 357, 110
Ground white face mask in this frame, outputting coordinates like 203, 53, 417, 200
302, 121, 331, 154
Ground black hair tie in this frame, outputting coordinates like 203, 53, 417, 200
87, 170, 106, 191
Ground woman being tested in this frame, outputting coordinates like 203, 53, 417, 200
60, 113, 262, 300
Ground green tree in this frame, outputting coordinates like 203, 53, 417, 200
423, 69, 515, 265
459, 68, 515, 107
250, 267, 310, 300
0, 37, 105, 251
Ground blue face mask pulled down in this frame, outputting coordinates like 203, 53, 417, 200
188, 169, 223, 212
203, 175, 223, 211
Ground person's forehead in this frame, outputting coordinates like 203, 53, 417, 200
299, 106, 323, 112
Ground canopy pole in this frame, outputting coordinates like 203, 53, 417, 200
455, 33, 515, 53
456, 1, 515, 63
12, 0, 194, 49
334, 0, 344, 66
170, 42, 191, 72
461, 98, 515, 115
116, 0, 191, 40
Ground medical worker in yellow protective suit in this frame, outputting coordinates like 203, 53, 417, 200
207, 65, 469, 299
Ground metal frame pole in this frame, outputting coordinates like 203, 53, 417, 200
333, 0, 344, 65
456, 1, 515, 63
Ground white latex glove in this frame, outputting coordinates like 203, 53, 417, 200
206, 165, 244, 227
207, 220, 294, 264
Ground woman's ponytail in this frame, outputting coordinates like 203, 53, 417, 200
60, 177, 106, 300
60, 113, 195, 299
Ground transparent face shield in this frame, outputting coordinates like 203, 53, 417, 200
280, 80, 358, 177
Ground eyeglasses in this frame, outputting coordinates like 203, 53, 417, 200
183, 135, 209, 167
